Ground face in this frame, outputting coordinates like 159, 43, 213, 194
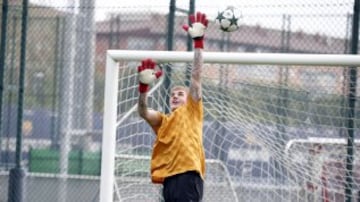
170, 89, 188, 111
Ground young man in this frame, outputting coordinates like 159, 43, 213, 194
137, 12, 208, 202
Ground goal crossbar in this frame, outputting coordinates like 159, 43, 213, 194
285, 137, 360, 155
107, 50, 360, 66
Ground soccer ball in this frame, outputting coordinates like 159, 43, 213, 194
216, 6, 241, 32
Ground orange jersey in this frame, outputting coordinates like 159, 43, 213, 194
150, 95, 205, 184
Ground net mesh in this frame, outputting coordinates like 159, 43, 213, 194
111, 59, 360, 202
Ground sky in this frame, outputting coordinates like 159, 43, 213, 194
29, 0, 355, 38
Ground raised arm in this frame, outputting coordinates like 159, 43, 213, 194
138, 94, 161, 127
183, 12, 208, 101
137, 59, 162, 127
190, 48, 203, 101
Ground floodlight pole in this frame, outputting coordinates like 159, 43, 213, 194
58, 1, 78, 202
8, 0, 28, 202
163, 0, 176, 114
185, 0, 195, 87
0, 0, 9, 167
345, 0, 359, 201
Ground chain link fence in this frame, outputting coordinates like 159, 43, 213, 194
0, 0, 359, 201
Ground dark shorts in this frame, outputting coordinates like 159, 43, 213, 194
163, 171, 204, 202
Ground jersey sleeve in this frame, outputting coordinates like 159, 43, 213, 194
186, 93, 203, 116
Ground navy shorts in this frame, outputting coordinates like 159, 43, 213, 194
163, 171, 204, 202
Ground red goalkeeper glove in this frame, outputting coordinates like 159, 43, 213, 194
182, 12, 209, 49
137, 58, 162, 93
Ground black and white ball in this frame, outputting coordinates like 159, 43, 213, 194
216, 6, 241, 32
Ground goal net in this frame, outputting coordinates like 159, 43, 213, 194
100, 50, 360, 202
113, 155, 237, 202
285, 137, 360, 202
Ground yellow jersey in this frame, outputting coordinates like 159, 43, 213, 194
150, 95, 205, 184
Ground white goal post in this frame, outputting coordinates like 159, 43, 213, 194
100, 50, 360, 202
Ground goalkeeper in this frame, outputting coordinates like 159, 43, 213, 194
137, 12, 208, 202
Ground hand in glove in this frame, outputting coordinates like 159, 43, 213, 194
182, 12, 209, 49
138, 58, 162, 93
